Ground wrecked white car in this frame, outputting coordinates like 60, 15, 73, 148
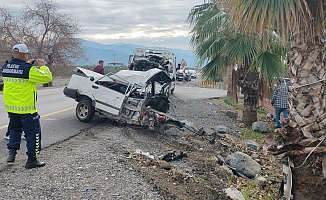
63, 67, 184, 131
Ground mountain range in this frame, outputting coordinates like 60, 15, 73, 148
79, 39, 197, 68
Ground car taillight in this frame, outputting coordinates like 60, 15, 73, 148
158, 115, 166, 121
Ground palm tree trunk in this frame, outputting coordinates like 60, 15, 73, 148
227, 66, 233, 98
241, 83, 258, 125
235, 65, 259, 126
284, 41, 326, 199
242, 95, 257, 125
227, 66, 238, 104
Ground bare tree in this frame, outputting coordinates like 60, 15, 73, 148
0, 8, 20, 62
0, 0, 86, 68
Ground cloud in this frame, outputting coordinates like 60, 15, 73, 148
2, 0, 204, 49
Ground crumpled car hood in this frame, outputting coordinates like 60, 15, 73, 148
109, 68, 171, 86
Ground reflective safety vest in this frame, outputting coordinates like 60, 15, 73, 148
2, 58, 52, 114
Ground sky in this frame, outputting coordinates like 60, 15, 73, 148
1, 0, 205, 50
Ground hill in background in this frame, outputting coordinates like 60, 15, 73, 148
78, 39, 196, 68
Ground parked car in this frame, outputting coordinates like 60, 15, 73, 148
63, 67, 184, 131
188, 70, 197, 79
176, 70, 191, 81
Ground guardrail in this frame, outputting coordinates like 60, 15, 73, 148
199, 81, 222, 89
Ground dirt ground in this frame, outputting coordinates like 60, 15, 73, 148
92, 95, 284, 200
33, 79, 282, 200
51, 77, 325, 200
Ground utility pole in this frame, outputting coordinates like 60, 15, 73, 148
113, 54, 116, 63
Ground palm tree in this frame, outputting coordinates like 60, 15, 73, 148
186, 3, 286, 126
226, 0, 326, 199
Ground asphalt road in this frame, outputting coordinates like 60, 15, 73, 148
174, 85, 227, 100
174, 77, 227, 100
0, 78, 227, 159
0, 87, 105, 158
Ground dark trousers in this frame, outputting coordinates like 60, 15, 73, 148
5, 114, 11, 136
7, 112, 42, 156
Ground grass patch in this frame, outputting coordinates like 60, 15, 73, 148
226, 174, 277, 200
241, 180, 275, 200
223, 97, 243, 110
242, 127, 268, 142
257, 108, 268, 116
195, 177, 204, 183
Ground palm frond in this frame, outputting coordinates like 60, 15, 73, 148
200, 55, 229, 82
188, 4, 229, 48
226, 0, 326, 43
195, 37, 226, 63
253, 52, 286, 85
186, 3, 218, 28
222, 33, 260, 65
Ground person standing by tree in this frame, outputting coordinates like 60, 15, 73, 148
2, 43, 52, 169
271, 78, 289, 128
93, 60, 104, 75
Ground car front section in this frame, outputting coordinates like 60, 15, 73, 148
63, 67, 184, 131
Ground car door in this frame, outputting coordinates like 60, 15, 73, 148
90, 83, 126, 116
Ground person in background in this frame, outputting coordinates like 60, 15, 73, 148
93, 60, 104, 75
271, 78, 289, 128
2, 43, 52, 169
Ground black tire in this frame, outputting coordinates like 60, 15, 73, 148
76, 98, 95, 122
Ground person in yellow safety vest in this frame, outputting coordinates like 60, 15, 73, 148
2, 43, 52, 169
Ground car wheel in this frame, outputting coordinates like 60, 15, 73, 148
163, 87, 170, 97
76, 98, 95, 122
